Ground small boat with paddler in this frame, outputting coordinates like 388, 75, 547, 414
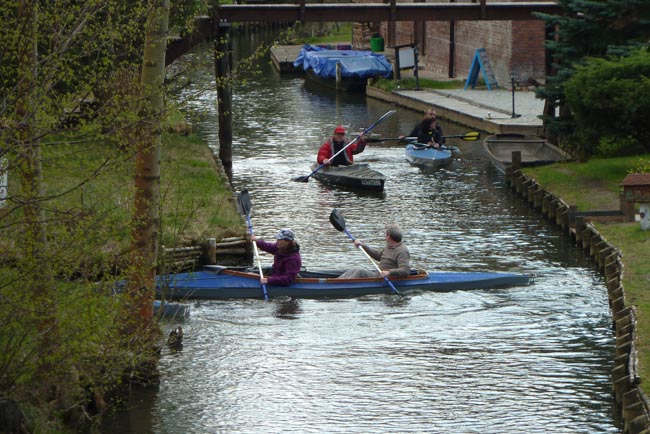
154, 265, 533, 300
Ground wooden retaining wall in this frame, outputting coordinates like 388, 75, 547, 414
160, 236, 249, 272
505, 166, 650, 433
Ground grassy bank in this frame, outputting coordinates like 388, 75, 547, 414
371, 77, 465, 92
40, 128, 243, 247
0, 123, 243, 430
523, 155, 650, 381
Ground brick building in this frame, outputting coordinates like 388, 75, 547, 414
353, 3, 547, 88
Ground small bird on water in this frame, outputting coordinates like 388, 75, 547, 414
167, 326, 183, 351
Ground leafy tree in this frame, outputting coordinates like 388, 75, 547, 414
0, 0, 184, 430
126, 0, 169, 336
564, 49, 650, 156
535, 0, 650, 158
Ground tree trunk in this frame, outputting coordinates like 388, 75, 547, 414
16, 0, 63, 398
128, 0, 170, 328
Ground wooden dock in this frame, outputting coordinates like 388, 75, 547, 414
270, 45, 304, 74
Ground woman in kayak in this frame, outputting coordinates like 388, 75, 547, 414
251, 228, 302, 286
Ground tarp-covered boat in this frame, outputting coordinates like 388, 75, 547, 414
405, 143, 453, 168
293, 44, 392, 91
155, 266, 532, 300
310, 163, 386, 191
483, 133, 570, 174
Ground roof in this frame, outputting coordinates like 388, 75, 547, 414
620, 173, 650, 186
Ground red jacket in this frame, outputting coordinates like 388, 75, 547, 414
317, 137, 366, 166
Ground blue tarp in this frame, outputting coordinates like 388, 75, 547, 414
293, 44, 392, 79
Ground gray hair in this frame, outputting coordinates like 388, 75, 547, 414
385, 224, 403, 242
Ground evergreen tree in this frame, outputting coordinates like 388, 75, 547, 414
535, 0, 650, 158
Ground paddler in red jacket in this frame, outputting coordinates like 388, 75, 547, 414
317, 125, 366, 167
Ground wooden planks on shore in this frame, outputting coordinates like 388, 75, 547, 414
161, 236, 249, 271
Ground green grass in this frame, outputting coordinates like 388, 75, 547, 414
371, 77, 465, 92
7, 123, 243, 254
596, 223, 650, 382
524, 154, 650, 210
295, 23, 353, 45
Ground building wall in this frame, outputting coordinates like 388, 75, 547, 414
355, 1, 547, 87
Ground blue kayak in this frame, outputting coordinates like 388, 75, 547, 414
405, 143, 453, 168
155, 266, 532, 300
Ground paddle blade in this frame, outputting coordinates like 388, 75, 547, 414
236, 190, 251, 216
329, 208, 346, 232
292, 175, 310, 182
376, 109, 397, 124
461, 132, 480, 141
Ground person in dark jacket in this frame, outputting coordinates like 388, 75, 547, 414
409, 109, 445, 143
251, 228, 302, 286
317, 125, 366, 166
416, 117, 444, 148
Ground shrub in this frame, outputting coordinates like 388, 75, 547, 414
564, 49, 650, 157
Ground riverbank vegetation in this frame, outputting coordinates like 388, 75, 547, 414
0, 1, 242, 431
292, 22, 353, 45
534, 0, 650, 158
371, 77, 465, 92
524, 156, 650, 380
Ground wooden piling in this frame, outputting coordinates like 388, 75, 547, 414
527, 181, 536, 204
511, 151, 522, 171
610, 284, 624, 299
207, 238, 217, 264
575, 216, 584, 244
533, 185, 544, 209
547, 196, 558, 220
215, 22, 233, 180
627, 414, 650, 434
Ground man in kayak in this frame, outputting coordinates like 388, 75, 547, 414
338, 224, 411, 279
251, 228, 302, 286
317, 125, 367, 166
401, 108, 445, 145
416, 117, 444, 149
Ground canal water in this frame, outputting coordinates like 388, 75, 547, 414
103, 33, 619, 433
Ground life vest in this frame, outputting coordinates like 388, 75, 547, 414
328, 139, 352, 166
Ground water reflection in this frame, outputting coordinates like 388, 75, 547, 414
273, 298, 302, 319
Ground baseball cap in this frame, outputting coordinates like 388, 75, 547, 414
275, 228, 295, 241
334, 125, 346, 134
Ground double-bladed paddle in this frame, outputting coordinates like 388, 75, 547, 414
329, 208, 401, 296
236, 190, 269, 301
444, 131, 480, 141
365, 131, 480, 143
292, 109, 397, 182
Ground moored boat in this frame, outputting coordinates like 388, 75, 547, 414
155, 265, 532, 300
310, 163, 386, 192
293, 44, 392, 92
483, 133, 570, 174
405, 143, 453, 168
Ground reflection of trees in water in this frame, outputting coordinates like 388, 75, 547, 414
274, 298, 301, 319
